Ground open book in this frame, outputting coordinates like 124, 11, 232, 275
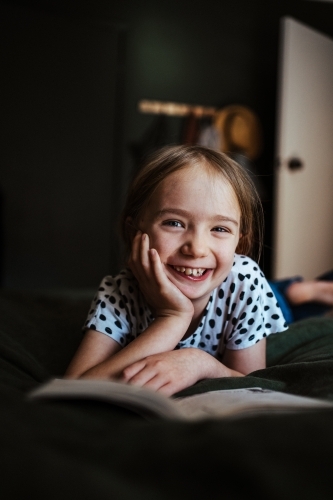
28, 378, 333, 421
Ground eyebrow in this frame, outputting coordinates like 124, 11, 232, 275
154, 208, 239, 226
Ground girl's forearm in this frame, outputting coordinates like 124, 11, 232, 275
80, 314, 192, 379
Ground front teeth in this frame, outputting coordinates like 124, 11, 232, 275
174, 266, 205, 277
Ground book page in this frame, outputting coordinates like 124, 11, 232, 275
174, 388, 333, 419
28, 380, 333, 421
28, 378, 184, 420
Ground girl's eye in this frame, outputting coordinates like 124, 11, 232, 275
163, 220, 183, 228
212, 226, 229, 233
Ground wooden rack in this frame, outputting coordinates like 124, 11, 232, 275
138, 99, 217, 117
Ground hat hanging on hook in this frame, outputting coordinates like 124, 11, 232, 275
214, 105, 263, 160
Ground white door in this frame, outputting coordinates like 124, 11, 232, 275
273, 17, 333, 280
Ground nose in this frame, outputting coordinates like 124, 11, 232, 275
181, 231, 209, 258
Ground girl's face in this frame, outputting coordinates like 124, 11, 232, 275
138, 163, 242, 316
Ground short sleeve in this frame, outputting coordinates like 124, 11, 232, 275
221, 256, 288, 350
84, 270, 153, 347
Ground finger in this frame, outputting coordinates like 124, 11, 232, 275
132, 374, 162, 390
140, 233, 150, 271
128, 231, 141, 263
128, 231, 143, 279
149, 249, 183, 300
148, 248, 167, 285
120, 359, 146, 382
141, 374, 169, 392
122, 360, 161, 388
156, 381, 180, 397
124, 360, 168, 390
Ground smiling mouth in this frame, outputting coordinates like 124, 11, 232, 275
172, 266, 207, 277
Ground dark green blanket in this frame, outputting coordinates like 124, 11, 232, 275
1, 291, 333, 499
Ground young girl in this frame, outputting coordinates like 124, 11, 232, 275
65, 145, 287, 395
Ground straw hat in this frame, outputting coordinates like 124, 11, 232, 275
214, 105, 263, 160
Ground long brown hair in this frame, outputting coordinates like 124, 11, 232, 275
120, 145, 263, 261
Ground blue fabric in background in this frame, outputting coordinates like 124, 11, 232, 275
268, 278, 301, 325
269, 270, 333, 325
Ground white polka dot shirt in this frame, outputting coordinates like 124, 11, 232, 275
84, 254, 288, 357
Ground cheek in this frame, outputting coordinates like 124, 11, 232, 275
145, 228, 164, 249
215, 240, 238, 263
149, 231, 176, 257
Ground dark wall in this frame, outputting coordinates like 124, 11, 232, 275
0, 3, 127, 290
1, 0, 333, 289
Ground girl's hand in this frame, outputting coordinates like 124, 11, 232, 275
120, 349, 207, 396
128, 231, 194, 320
120, 348, 242, 396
